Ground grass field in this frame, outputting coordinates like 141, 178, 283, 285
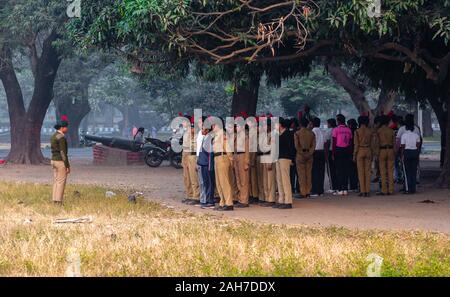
0, 182, 448, 276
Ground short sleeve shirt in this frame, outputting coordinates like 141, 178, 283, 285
332, 125, 353, 148
401, 131, 420, 150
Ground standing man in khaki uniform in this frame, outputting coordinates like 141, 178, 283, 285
233, 124, 250, 208
182, 118, 200, 205
248, 119, 259, 204
376, 115, 396, 195
249, 151, 259, 203
260, 120, 276, 206
213, 120, 234, 211
354, 116, 373, 197
294, 117, 316, 198
275, 118, 296, 209
51, 120, 70, 204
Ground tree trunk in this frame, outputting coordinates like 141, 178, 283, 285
231, 74, 261, 116
328, 62, 397, 120
0, 32, 61, 164
430, 94, 450, 189
422, 109, 434, 137
327, 62, 370, 114
428, 96, 447, 167
435, 95, 450, 188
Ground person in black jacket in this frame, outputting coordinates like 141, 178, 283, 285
197, 126, 215, 208
274, 118, 296, 209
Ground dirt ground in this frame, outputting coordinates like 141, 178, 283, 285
0, 159, 449, 234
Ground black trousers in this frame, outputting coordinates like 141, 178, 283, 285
200, 166, 215, 204
348, 159, 359, 191
404, 149, 419, 193
335, 147, 351, 191
290, 164, 299, 193
312, 150, 325, 195
327, 151, 338, 191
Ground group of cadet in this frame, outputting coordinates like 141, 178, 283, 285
181, 112, 423, 211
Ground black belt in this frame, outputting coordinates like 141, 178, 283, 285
234, 152, 245, 155
214, 152, 226, 157
301, 149, 309, 152
359, 145, 370, 148
262, 152, 271, 155
380, 145, 393, 149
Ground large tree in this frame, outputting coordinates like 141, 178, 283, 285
0, 0, 68, 164
53, 54, 112, 147
69, 0, 450, 186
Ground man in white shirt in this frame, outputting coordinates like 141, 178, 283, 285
311, 118, 326, 196
400, 122, 421, 194
396, 114, 422, 147
196, 117, 206, 203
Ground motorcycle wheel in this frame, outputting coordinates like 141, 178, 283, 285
170, 154, 183, 169
145, 151, 164, 167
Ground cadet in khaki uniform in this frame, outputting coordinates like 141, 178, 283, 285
260, 121, 276, 206
233, 124, 250, 207
353, 116, 373, 197
257, 120, 266, 202
375, 115, 396, 195
50, 120, 70, 204
249, 152, 259, 203
213, 122, 234, 211
294, 117, 316, 198
182, 120, 200, 204
275, 118, 296, 209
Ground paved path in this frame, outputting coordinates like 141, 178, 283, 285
0, 158, 448, 234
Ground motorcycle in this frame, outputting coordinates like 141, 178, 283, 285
142, 136, 182, 169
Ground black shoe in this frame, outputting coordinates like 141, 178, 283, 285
358, 193, 364, 197
186, 200, 200, 205
279, 204, 293, 209
234, 202, 249, 208
182, 198, 191, 204
261, 202, 275, 207
376, 192, 386, 196
249, 197, 259, 204
272, 203, 281, 208
218, 205, 233, 211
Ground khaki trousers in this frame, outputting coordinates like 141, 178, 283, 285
249, 154, 258, 198
234, 154, 250, 204
276, 159, 293, 204
215, 155, 234, 207
51, 160, 68, 202
262, 163, 276, 202
357, 148, 372, 193
296, 154, 313, 196
182, 153, 200, 199
257, 156, 265, 201
379, 149, 395, 194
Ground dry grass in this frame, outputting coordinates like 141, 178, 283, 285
0, 181, 448, 276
